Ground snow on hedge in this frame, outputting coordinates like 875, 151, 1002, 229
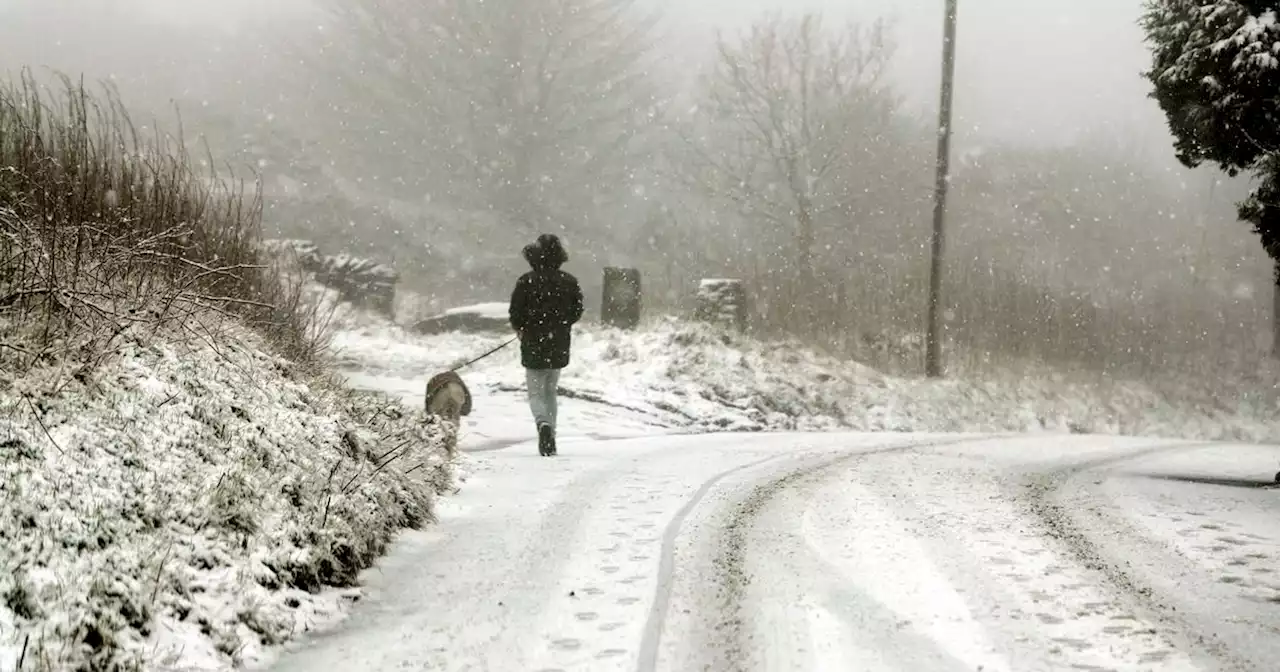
0, 318, 455, 671
331, 314, 1280, 441
1146, 2, 1280, 86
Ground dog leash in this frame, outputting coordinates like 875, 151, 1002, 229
449, 337, 517, 372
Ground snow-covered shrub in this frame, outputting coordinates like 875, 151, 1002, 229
0, 69, 453, 672
0, 318, 455, 671
332, 312, 1280, 442
0, 74, 325, 370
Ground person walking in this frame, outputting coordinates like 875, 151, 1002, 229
508, 234, 584, 457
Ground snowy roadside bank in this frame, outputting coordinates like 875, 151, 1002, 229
0, 317, 456, 671
332, 314, 1280, 442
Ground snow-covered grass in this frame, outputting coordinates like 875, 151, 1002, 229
0, 72, 458, 672
0, 314, 455, 672
332, 312, 1280, 442
0, 74, 326, 367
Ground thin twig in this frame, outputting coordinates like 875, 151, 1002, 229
148, 544, 173, 607
372, 438, 413, 465
349, 445, 415, 494
23, 395, 65, 454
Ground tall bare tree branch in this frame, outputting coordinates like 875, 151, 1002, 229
682, 12, 899, 294
287, 0, 664, 240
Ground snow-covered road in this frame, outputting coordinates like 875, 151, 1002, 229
261, 376, 1280, 672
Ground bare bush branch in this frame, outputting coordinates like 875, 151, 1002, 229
0, 70, 328, 371
680, 12, 901, 323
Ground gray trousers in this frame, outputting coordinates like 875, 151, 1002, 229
526, 368, 561, 429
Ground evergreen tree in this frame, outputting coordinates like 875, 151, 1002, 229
1141, 1, 1280, 290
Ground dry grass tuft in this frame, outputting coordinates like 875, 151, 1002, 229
0, 70, 329, 373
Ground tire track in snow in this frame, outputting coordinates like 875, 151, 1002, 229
638, 434, 1011, 671
502, 434, 854, 672
637, 449, 798, 666
751, 465, 1006, 671
634, 451, 822, 672
836, 449, 1202, 671
1019, 441, 1271, 671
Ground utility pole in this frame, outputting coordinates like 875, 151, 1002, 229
926, 0, 959, 378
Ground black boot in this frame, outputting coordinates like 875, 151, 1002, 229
538, 423, 555, 457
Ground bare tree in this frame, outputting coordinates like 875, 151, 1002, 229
297, 0, 663, 242
683, 13, 899, 312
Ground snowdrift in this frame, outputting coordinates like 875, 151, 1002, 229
333, 314, 1280, 442
0, 317, 455, 671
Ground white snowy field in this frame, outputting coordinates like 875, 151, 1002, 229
331, 310, 1280, 442
8, 296, 1278, 672
0, 316, 455, 672
254, 312, 1280, 671
263, 427, 1280, 672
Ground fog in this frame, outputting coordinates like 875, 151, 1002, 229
0, 0, 1181, 158
0, 0, 1270, 373
0, 0, 1190, 164
673, 0, 1166, 151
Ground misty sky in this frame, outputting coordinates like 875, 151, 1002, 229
671, 0, 1163, 151
1, 0, 1168, 154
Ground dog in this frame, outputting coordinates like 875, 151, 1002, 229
424, 370, 472, 427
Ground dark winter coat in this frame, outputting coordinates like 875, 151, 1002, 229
509, 253, 584, 370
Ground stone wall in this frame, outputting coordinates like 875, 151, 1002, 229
263, 239, 399, 318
